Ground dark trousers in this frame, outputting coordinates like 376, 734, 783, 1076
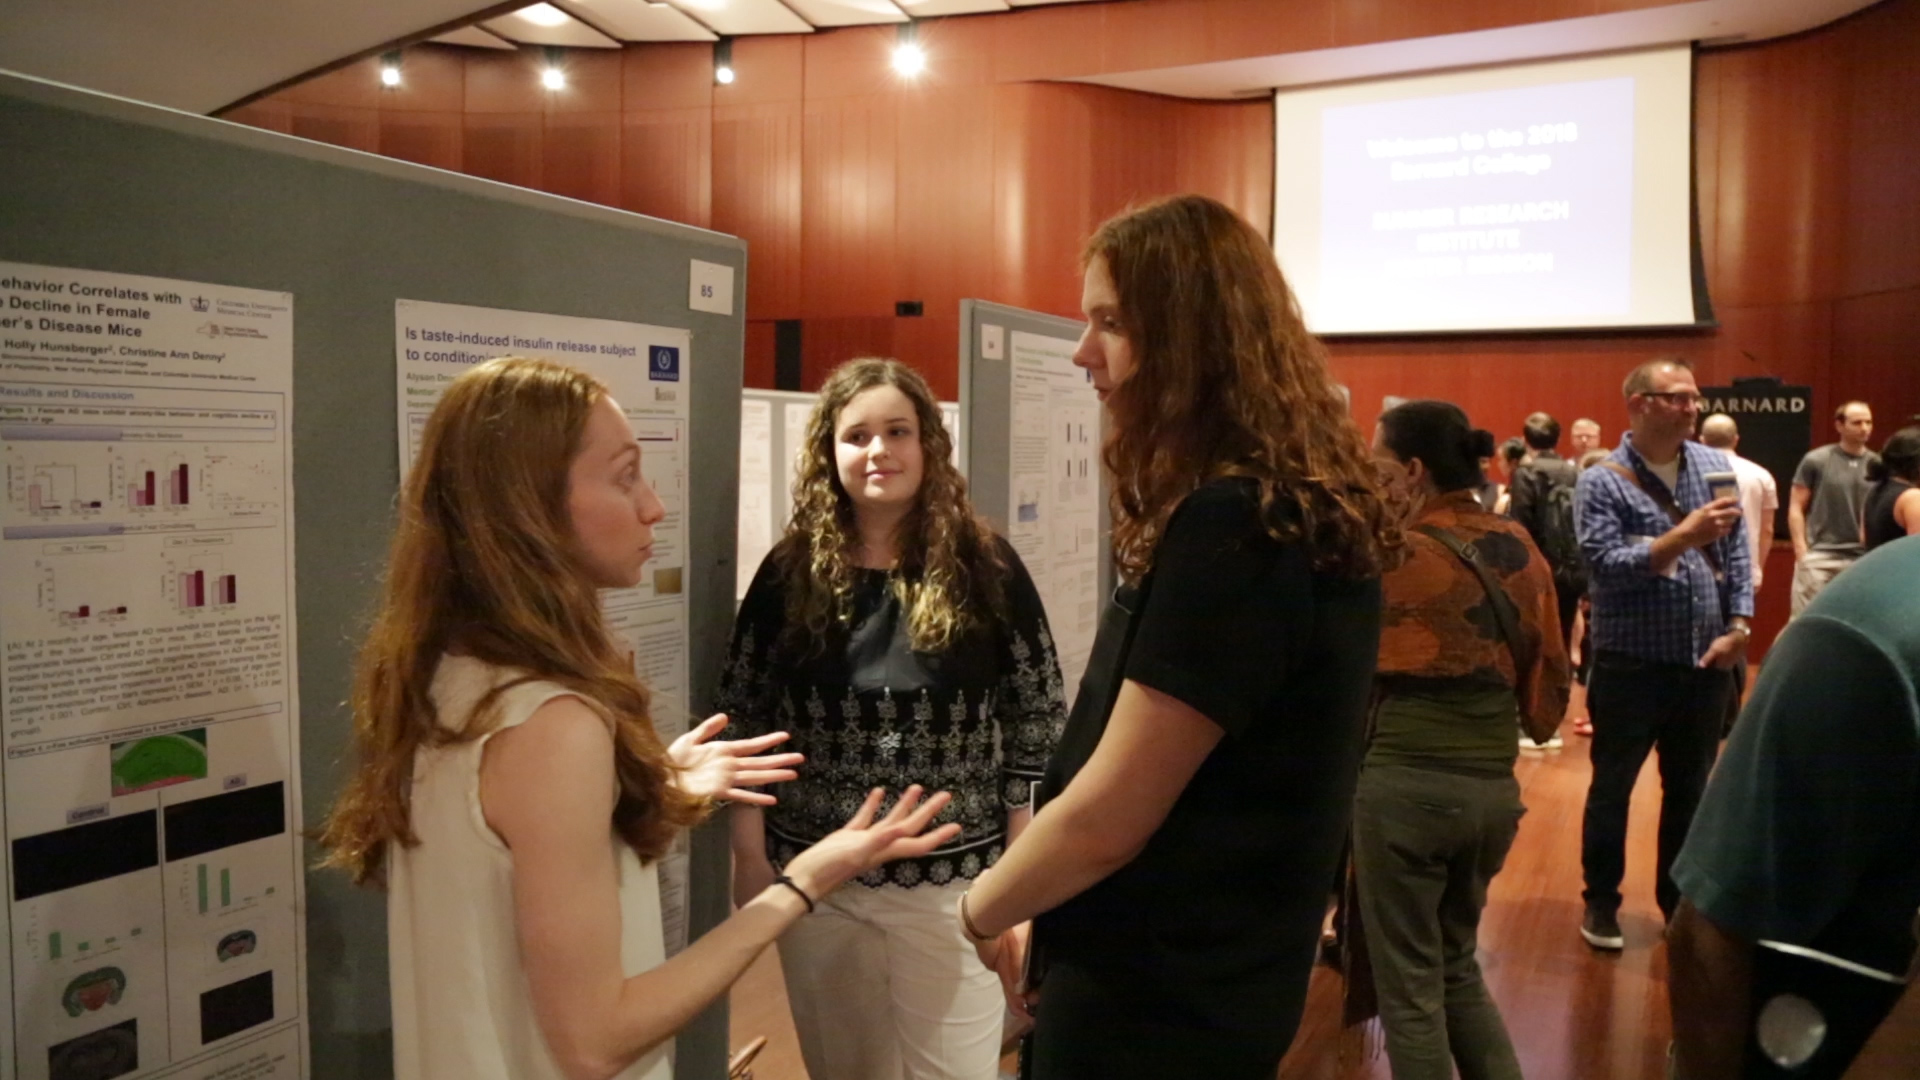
1580, 652, 1731, 919
1353, 764, 1525, 1080
1553, 582, 1581, 655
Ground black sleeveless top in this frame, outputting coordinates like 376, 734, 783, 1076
1863, 478, 1913, 551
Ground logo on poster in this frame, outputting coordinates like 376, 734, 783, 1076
190, 296, 209, 312
649, 345, 680, 382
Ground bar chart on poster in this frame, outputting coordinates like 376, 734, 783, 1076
0, 260, 306, 1080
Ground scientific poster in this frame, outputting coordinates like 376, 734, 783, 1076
0, 261, 306, 1080
736, 399, 773, 600
391, 300, 695, 953
1006, 331, 1099, 695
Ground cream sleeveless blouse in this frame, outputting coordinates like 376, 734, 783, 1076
387, 654, 672, 1080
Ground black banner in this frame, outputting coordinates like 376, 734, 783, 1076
1699, 377, 1813, 540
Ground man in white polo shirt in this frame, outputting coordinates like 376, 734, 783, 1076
1699, 414, 1779, 593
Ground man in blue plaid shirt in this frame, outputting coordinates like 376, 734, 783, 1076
1574, 356, 1754, 951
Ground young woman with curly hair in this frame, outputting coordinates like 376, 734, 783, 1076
955, 195, 1402, 1080
321, 356, 958, 1080
718, 357, 1068, 1080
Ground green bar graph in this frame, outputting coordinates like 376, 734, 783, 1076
197, 863, 208, 914
49, 932, 61, 959
220, 869, 231, 907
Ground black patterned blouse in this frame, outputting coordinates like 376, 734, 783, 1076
716, 538, 1068, 889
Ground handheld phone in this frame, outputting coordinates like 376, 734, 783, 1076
1704, 471, 1739, 504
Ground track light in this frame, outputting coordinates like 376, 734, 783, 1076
893, 22, 925, 78
714, 38, 735, 86
542, 46, 566, 91
379, 51, 402, 88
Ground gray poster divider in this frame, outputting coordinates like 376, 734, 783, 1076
1, 70, 744, 1079
958, 300, 1107, 706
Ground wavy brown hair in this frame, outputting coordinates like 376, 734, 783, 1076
320, 357, 706, 887
1087, 194, 1402, 583
776, 358, 1006, 654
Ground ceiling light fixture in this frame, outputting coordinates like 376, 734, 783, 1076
892, 22, 925, 79
379, 51, 402, 88
714, 38, 735, 86
518, 3, 571, 28
542, 46, 567, 91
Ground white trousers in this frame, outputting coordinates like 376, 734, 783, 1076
777, 881, 1003, 1080
1791, 550, 1856, 616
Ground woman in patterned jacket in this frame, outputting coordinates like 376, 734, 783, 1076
1357, 399, 1572, 1079
718, 357, 1068, 1080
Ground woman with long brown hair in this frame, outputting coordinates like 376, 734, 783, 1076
955, 195, 1400, 1079
321, 356, 957, 1080
719, 357, 1067, 1080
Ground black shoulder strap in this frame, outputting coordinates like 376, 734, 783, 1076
1413, 524, 1533, 678
1602, 460, 1722, 576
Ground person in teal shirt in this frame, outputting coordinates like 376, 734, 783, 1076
1667, 536, 1920, 1078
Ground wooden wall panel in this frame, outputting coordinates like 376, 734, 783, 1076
1174, 99, 1274, 237
543, 111, 621, 205
801, 92, 899, 317
288, 104, 380, 153
1706, 30, 1847, 308
1838, 0, 1920, 297
463, 112, 542, 189
1833, 287, 1920, 425
380, 111, 463, 171
224, 99, 292, 134
896, 83, 996, 384
713, 37, 804, 321
622, 108, 712, 226
800, 316, 894, 390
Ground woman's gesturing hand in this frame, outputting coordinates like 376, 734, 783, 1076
783, 786, 960, 899
667, 715, 803, 805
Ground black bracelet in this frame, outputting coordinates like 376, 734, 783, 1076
772, 874, 815, 914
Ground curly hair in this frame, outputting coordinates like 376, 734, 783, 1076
319, 357, 707, 887
1085, 195, 1403, 583
776, 358, 1006, 654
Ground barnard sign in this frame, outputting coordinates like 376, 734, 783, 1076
1700, 394, 1808, 415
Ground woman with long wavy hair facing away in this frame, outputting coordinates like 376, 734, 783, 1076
955, 195, 1402, 1080
321, 356, 958, 1080
718, 357, 1068, 1080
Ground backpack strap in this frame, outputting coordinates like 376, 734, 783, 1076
1600, 460, 1723, 577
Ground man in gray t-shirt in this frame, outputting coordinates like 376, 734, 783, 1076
1788, 400, 1879, 615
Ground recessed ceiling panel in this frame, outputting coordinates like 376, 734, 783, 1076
898, 0, 1007, 15
781, 0, 907, 27
662, 0, 813, 35
430, 25, 518, 49
483, 4, 623, 46
565, 0, 722, 40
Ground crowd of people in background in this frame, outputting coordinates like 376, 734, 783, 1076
318, 192, 1917, 1080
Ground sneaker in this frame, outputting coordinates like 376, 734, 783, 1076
1519, 733, 1565, 750
1572, 716, 1594, 737
1581, 906, 1625, 950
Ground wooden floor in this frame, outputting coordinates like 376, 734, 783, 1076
729, 684, 1679, 1079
